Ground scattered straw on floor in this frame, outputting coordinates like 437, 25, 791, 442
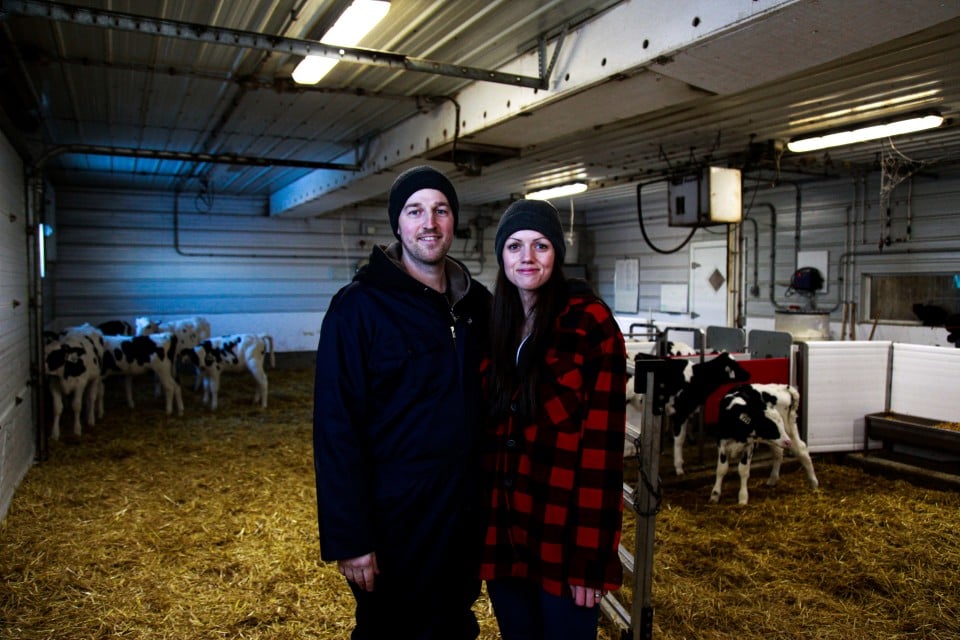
2, 369, 958, 639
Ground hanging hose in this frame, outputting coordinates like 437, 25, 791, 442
636, 179, 696, 255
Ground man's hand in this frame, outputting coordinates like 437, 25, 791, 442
338, 552, 379, 592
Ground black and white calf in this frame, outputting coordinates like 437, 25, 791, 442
44, 324, 105, 440
709, 383, 819, 505
135, 315, 212, 389
668, 353, 752, 476
625, 341, 698, 410
182, 333, 275, 410
97, 319, 134, 336
629, 352, 750, 475
101, 333, 184, 416
665, 352, 750, 476
134, 315, 211, 346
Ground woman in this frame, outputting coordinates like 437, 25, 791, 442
480, 199, 627, 640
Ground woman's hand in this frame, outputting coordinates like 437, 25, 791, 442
570, 585, 604, 608
338, 552, 379, 592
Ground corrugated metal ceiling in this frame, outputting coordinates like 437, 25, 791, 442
1, 0, 959, 216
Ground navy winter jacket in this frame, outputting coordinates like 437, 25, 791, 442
313, 242, 490, 584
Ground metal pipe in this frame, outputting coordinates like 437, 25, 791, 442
24, 171, 47, 462
171, 181, 366, 261
35, 144, 360, 172
748, 202, 790, 312
738, 216, 759, 327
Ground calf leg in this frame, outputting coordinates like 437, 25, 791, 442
94, 378, 105, 419
207, 375, 220, 411
673, 420, 687, 476
766, 442, 784, 487
248, 364, 269, 408
791, 438, 819, 490
173, 383, 184, 416
709, 441, 736, 503
50, 388, 64, 441
710, 440, 730, 504
200, 374, 213, 407
83, 379, 100, 428
124, 375, 136, 408
71, 390, 85, 437
159, 377, 183, 417
736, 443, 756, 505
191, 366, 203, 392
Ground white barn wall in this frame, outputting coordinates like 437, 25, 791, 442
587, 169, 960, 346
0, 130, 34, 521
889, 344, 960, 421
798, 341, 891, 453
49, 168, 960, 355
47, 187, 501, 351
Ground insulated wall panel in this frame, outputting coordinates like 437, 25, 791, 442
0, 131, 33, 522
890, 344, 960, 421
799, 341, 891, 452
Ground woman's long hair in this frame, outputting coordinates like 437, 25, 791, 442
488, 265, 568, 420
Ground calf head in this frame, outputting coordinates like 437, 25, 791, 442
181, 344, 204, 370
186, 340, 234, 372
692, 352, 750, 387
45, 344, 89, 378
714, 385, 793, 448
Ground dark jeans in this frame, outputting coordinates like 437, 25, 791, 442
486, 577, 600, 640
350, 577, 480, 640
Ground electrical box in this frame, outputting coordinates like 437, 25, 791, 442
667, 166, 742, 227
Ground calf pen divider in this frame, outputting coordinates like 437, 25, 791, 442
604, 357, 669, 640
614, 328, 793, 639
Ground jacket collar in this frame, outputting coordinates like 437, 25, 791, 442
359, 242, 472, 306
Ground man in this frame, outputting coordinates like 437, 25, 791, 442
314, 165, 491, 639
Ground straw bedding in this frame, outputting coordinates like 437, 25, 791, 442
1, 368, 958, 639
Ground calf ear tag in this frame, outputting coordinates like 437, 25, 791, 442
738, 413, 751, 425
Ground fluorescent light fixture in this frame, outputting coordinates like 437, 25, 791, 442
787, 113, 944, 153
292, 0, 390, 85
525, 182, 588, 200
37, 224, 46, 278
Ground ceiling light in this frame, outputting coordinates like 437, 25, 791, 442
292, 0, 390, 85
787, 112, 944, 153
525, 182, 588, 200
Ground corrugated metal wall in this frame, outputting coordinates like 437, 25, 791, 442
0, 132, 34, 520
587, 169, 960, 344
46, 187, 503, 351
46, 167, 960, 351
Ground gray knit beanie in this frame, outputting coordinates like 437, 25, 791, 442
387, 165, 459, 238
494, 199, 566, 267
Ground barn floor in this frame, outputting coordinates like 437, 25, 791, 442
1, 368, 959, 640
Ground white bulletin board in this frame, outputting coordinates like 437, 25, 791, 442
614, 258, 639, 313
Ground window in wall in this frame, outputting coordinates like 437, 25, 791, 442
863, 272, 960, 324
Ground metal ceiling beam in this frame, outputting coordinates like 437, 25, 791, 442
271, 0, 804, 216
0, 0, 551, 90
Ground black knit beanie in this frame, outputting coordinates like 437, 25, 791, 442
494, 199, 566, 267
387, 165, 459, 238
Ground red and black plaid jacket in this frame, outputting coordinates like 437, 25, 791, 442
479, 293, 627, 596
